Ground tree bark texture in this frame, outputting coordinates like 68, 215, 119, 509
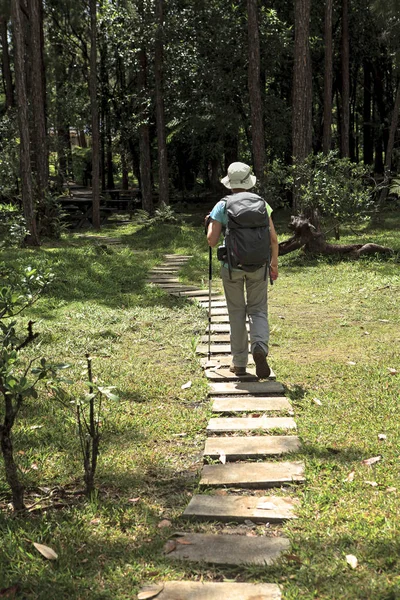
11, 0, 40, 246
279, 216, 393, 258
28, 0, 48, 197
363, 61, 373, 165
322, 0, 333, 154
0, 392, 25, 511
292, 0, 312, 214
0, 15, 14, 109
247, 0, 265, 190
379, 79, 400, 204
89, 0, 101, 229
154, 0, 169, 206
340, 0, 350, 158
138, 47, 153, 213
292, 0, 312, 163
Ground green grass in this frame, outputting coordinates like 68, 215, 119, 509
0, 209, 400, 599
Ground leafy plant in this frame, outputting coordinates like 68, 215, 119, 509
0, 263, 55, 510
0, 111, 19, 202
136, 204, 180, 226
389, 177, 400, 197
50, 354, 119, 497
290, 152, 374, 226
0, 204, 27, 248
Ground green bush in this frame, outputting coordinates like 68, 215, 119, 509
0, 204, 27, 248
71, 146, 92, 186
290, 151, 374, 224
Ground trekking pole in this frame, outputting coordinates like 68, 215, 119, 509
208, 245, 212, 362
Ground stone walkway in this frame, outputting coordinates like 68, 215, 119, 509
139, 255, 305, 600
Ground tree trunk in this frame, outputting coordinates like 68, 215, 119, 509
340, 0, 350, 158
379, 79, 400, 204
0, 423, 25, 511
89, 0, 100, 228
0, 15, 14, 109
292, 0, 313, 212
28, 0, 48, 199
247, 0, 265, 191
154, 0, 169, 206
363, 61, 373, 165
279, 216, 393, 258
121, 150, 129, 190
11, 0, 39, 246
138, 47, 153, 213
322, 0, 333, 154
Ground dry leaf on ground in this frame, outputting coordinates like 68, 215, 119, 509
218, 450, 226, 464
365, 480, 378, 487
163, 540, 177, 554
33, 542, 58, 560
345, 471, 355, 482
388, 368, 398, 375
346, 554, 358, 569
181, 381, 192, 389
158, 519, 172, 528
137, 583, 164, 599
128, 497, 140, 504
378, 434, 387, 441
176, 538, 192, 545
313, 398, 322, 405
361, 456, 381, 466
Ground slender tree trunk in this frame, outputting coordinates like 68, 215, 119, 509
340, 0, 350, 158
89, 0, 100, 228
363, 61, 373, 164
379, 79, 400, 203
0, 15, 14, 109
121, 150, 129, 190
154, 0, 169, 206
1, 404, 25, 511
322, 0, 333, 154
138, 47, 153, 213
11, 0, 39, 246
292, 0, 313, 212
247, 0, 265, 191
28, 0, 48, 198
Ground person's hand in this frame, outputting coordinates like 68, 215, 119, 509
270, 262, 278, 281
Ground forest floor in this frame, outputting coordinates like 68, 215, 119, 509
0, 206, 399, 599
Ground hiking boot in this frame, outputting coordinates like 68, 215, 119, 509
252, 344, 271, 379
229, 365, 247, 376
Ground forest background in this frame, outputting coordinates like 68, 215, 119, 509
1, 0, 400, 237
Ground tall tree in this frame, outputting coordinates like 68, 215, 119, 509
154, 0, 169, 206
340, 0, 350, 157
28, 0, 48, 198
322, 0, 333, 154
0, 7, 14, 110
292, 0, 313, 212
247, 0, 266, 190
89, 0, 101, 228
11, 0, 39, 245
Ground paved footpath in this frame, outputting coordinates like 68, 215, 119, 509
140, 255, 305, 600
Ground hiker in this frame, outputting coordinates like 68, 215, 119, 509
206, 162, 278, 378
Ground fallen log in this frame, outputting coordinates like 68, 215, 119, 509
279, 216, 393, 258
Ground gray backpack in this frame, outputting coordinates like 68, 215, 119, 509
223, 192, 270, 277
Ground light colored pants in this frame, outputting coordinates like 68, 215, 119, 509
221, 265, 269, 368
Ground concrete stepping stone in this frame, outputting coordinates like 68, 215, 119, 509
211, 396, 291, 412
166, 532, 290, 566
205, 367, 276, 381
201, 334, 231, 343
149, 268, 180, 274
147, 277, 180, 283
209, 308, 229, 315
164, 254, 192, 259
197, 344, 231, 354
171, 291, 222, 298
183, 494, 298, 523
204, 435, 301, 460
207, 416, 296, 433
206, 323, 237, 333
198, 301, 227, 309
209, 381, 284, 395
209, 315, 231, 323
200, 461, 305, 487
138, 581, 282, 599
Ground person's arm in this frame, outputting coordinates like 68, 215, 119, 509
269, 217, 279, 279
207, 219, 222, 247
